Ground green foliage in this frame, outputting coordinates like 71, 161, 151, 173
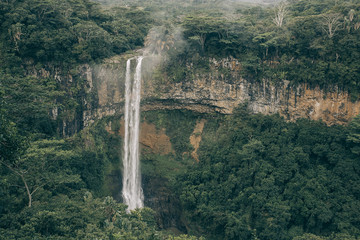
173, 0, 360, 96
176, 106, 360, 240
69, 119, 121, 195
1, 72, 61, 137
143, 110, 199, 156
1, 139, 82, 208
0, 0, 154, 138
0, 115, 201, 239
141, 110, 200, 186
0, 191, 164, 239
0, 112, 26, 164
347, 114, 360, 155
293, 233, 359, 240
0, 0, 152, 68
2, 0, 360, 239
0, 111, 27, 216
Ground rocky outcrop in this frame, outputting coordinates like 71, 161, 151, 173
104, 119, 186, 230
105, 120, 173, 155
75, 56, 360, 232
81, 56, 360, 126
190, 119, 206, 162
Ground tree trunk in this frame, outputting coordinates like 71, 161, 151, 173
20, 175, 32, 207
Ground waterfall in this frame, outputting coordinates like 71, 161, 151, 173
122, 56, 144, 211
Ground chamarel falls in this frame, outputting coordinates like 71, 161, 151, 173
122, 56, 144, 211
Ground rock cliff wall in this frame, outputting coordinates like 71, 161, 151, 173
81, 56, 360, 126
75, 55, 360, 230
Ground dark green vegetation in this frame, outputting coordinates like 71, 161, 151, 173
0, 114, 201, 239
0, 0, 152, 68
1, 0, 360, 239
174, 106, 360, 240
140, 108, 360, 240
152, 0, 360, 98
0, 0, 153, 137
0, 0, 196, 239
2, 105, 360, 239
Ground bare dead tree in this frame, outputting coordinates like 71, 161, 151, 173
273, 1, 288, 28
345, 9, 356, 32
349, 9, 355, 22
0, 161, 43, 207
355, 22, 360, 30
322, 13, 342, 38
8, 24, 23, 52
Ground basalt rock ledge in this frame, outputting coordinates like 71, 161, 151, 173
81, 56, 360, 127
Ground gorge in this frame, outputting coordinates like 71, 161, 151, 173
2, 0, 360, 239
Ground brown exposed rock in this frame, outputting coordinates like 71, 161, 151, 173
189, 119, 206, 162
98, 78, 108, 106
105, 120, 173, 155
82, 57, 360, 127
282, 85, 360, 124
139, 122, 173, 155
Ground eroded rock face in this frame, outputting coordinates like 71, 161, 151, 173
76, 56, 360, 231
190, 119, 206, 162
105, 120, 173, 155
104, 119, 184, 230
81, 57, 360, 126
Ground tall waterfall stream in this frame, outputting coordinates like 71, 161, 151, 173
122, 56, 144, 211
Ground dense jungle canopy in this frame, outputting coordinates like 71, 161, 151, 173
1, 0, 360, 239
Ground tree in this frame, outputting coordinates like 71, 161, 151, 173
321, 13, 342, 38
176, 110, 360, 240
0, 100, 26, 166
273, 1, 288, 28
1, 139, 81, 207
183, 15, 224, 53
293, 233, 326, 240
347, 114, 360, 155
1, 73, 61, 136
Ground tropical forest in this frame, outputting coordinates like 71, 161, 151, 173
1, 0, 360, 239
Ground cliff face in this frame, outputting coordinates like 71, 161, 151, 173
81, 57, 360, 126
75, 56, 360, 230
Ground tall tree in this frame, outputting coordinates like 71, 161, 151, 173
273, 1, 288, 28
321, 13, 342, 38
1, 140, 81, 207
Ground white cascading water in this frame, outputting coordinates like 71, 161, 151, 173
122, 56, 144, 211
